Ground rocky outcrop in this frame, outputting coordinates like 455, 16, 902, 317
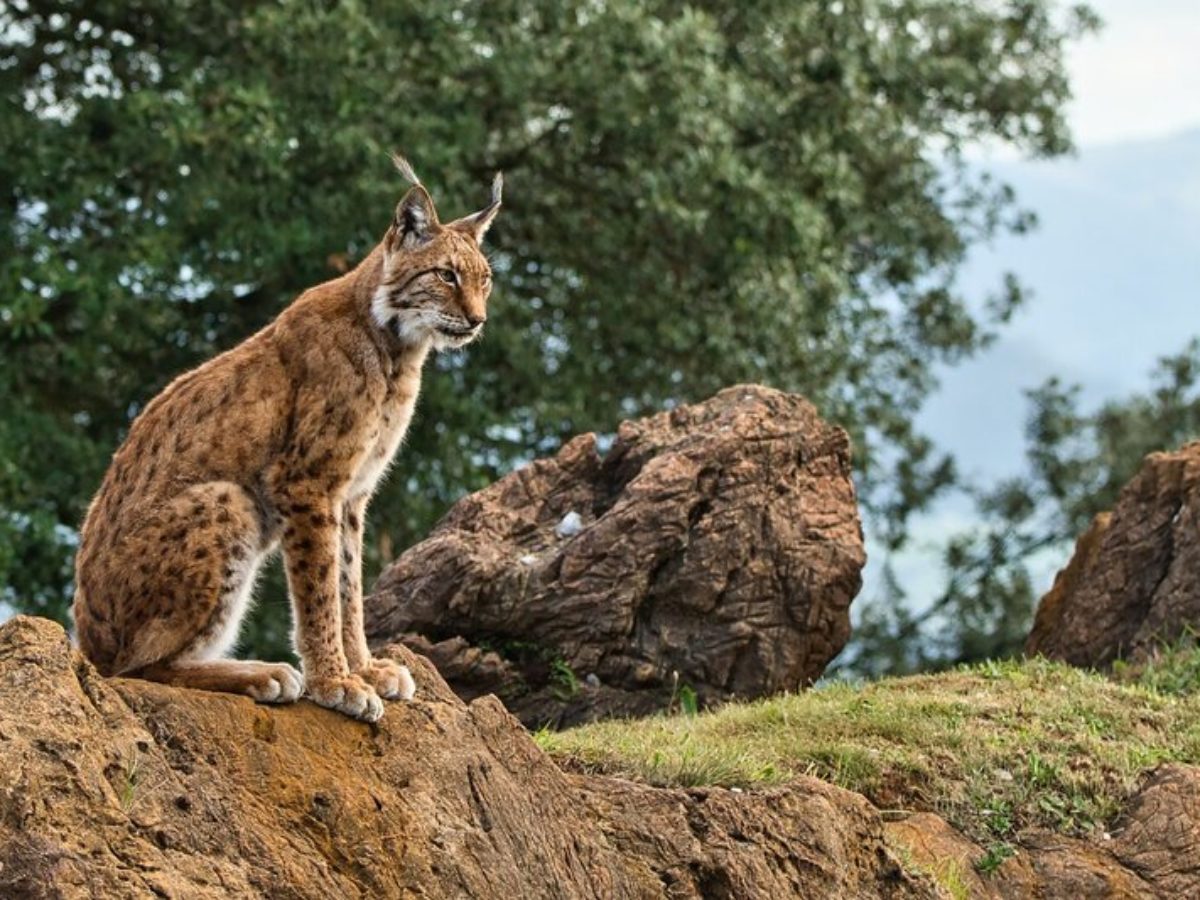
6, 616, 1200, 899
1026, 441, 1200, 667
887, 765, 1200, 898
0, 616, 930, 899
365, 385, 865, 727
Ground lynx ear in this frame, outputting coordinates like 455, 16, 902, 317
386, 153, 439, 252
388, 184, 439, 251
453, 172, 503, 244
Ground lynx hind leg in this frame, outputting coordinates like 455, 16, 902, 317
138, 659, 304, 703
116, 482, 302, 704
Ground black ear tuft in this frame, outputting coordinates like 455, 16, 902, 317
391, 152, 421, 187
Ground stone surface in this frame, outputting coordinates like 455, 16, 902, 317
0, 616, 930, 899
885, 813, 995, 897
1111, 764, 1200, 896
365, 385, 865, 727
5, 615, 1200, 898
887, 768, 1200, 900
1026, 441, 1200, 667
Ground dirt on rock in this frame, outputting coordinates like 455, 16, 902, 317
1026, 441, 1200, 667
0, 615, 929, 900
365, 385, 865, 728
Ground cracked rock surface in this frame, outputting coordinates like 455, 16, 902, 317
365, 385, 865, 728
0, 616, 929, 900
1027, 441, 1200, 667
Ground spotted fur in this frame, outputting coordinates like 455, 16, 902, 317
72, 158, 501, 722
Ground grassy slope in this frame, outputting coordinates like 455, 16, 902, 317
537, 653, 1200, 847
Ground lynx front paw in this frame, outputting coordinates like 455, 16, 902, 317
357, 658, 416, 701
306, 673, 384, 723
247, 663, 305, 704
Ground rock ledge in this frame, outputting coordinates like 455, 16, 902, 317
0, 616, 924, 899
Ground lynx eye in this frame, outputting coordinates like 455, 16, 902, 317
436, 268, 457, 285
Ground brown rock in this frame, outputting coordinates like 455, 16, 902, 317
1112, 764, 1200, 896
1026, 441, 1200, 667
1024, 512, 1112, 661
886, 792, 1200, 900
885, 813, 996, 897
990, 832, 1153, 900
575, 778, 923, 899
365, 385, 865, 727
0, 615, 931, 899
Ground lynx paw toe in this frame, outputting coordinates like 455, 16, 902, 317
359, 658, 417, 701
307, 673, 384, 723
271, 664, 305, 702
248, 664, 305, 704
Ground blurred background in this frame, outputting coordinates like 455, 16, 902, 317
2, 0, 1196, 674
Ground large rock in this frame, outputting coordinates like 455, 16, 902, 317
365, 385, 865, 727
0, 616, 930, 899
1026, 441, 1200, 667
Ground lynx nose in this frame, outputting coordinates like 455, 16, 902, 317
465, 313, 486, 328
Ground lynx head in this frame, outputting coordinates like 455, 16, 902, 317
371, 154, 502, 350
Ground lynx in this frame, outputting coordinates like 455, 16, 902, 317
72, 156, 501, 722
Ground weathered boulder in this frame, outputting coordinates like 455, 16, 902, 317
365, 385, 865, 727
0, 615, 931, 899
1026, 441, 1200, 667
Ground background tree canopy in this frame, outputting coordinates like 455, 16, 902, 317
2, 0, 1108, 663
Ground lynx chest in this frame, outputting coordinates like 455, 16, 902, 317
348, 378, 421, 502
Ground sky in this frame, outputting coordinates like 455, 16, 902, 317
868, 0, 1200, 611
1067, 0, 1200, 145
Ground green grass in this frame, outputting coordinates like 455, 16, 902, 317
118, 750, 142, 813
1113, 629, 1200, 696
975, 841, 1015, 875
537, 654, 1200, 843
549, 658, 581, 701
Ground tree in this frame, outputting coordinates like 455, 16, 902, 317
842, 338, 1200, 677
1, 0, 1097, 657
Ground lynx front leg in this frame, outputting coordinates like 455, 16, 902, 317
282, 497, 383, 722
340, 496, 416, 701
338, 496, 372, 671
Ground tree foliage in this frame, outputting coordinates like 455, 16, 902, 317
1, 1, 1096, 656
